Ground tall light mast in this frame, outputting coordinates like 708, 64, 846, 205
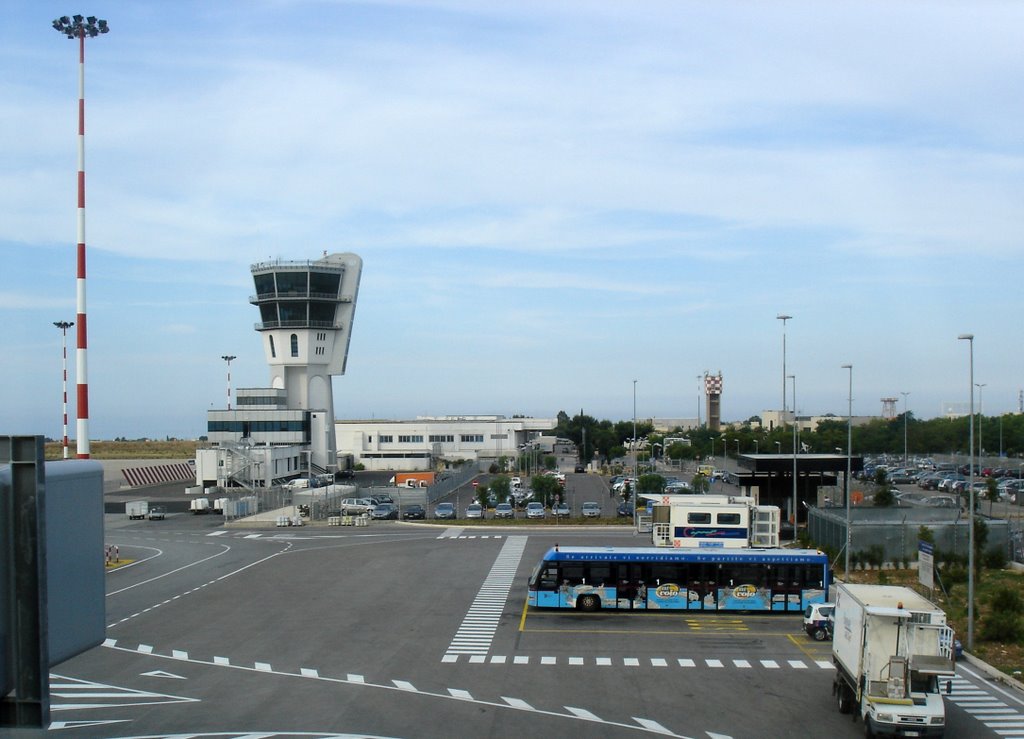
52, 14, 109, 458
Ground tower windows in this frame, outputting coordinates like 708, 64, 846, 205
290, 334, 299, 357
269, 335, 276, 358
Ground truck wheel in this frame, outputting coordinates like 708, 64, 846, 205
577, 594, 601, 612
837, 685, 853, 715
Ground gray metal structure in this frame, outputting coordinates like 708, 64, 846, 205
1, 437, 105, 728
808, 504, 1010, 566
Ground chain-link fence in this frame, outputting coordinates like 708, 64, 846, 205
807, 505, 1011, 565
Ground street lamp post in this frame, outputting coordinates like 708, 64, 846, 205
54, 320, 74, 459
901, 391, 910, 467
735, 439, 740, 455
222, 355, 237, 410
632, 380, 638, 477
777, 314, 792, 417
696, 375, 702, 428
753, 440, 759, 453
52, 14, 110, 459
842, 364, 853, 575
976, 383, 986, 457
789, 374, 797, 533
958, 333, 976, 651
774, 441, 781, 453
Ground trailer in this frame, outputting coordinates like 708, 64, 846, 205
125, 500, 148, 520
831, 583, 955, 737
190, 497, 211, 514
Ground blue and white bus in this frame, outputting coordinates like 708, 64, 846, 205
527, 545, 830, 613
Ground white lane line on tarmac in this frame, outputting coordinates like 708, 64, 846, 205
99, 642, 693, 737
107, 545, 230, 596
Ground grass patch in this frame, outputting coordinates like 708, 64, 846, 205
45, 439, 198, 460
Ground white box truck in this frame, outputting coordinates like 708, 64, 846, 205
832, 583, 955, 738
125, 500, 148, 520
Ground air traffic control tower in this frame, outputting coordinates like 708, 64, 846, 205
200, 252, 362, 489
248, 252, 362, 469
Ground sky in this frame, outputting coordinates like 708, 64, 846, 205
3, 1, 1024, 441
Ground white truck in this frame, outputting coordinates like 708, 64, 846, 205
832, 583, 955, 738
126, 500, 149, 520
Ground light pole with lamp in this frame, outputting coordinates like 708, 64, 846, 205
735, 439, 740, 455
976, 383, 986, 458
777, 314, 792, 417
222, 355, 237, 410
696, 375, 702, 428
958, 333, 976, 651
753, 439, 759, 454
54, 320, 74, 459
52, 14, 110, 459
632, 379, 638, 477
842, 365, 853, 575
789, 374, 797, 534
901, 391, 910, 467
774, 441, 781, 453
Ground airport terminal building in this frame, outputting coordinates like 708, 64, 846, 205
335, 415, 558, 471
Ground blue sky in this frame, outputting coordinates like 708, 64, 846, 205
3, 1, 1023, 440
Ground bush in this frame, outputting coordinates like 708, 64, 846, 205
981, 611, 1024, 643
990, 585, 1024, 615
984, 547, 1008, 570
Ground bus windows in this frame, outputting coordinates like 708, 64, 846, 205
687, 512, 712, 524
537, 565, 559, 590
717, 512, 741, 525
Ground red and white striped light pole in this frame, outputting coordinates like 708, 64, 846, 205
54, 320, 75, 459
222, 355, 237, 410
53, 14, 109, 459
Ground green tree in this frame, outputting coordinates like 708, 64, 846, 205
531, 474, 562, 507
476, 482, 490, 507
637, 474, 666, 495
691, 474, 710, 494
666, 442, 696, 462
984, 477, 1000, 516
490, 475, 511, 505
873, 487, 895, 507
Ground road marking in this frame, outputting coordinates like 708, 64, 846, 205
140, 670, 186, 679
214, 656, 230, 666
815, 660, 832, 669
514, 656, 529, 665
137, 644, 153, 654
393, 680, 417, 691
733, 659, 751, 668
678, 658, 695, 667
569, 657, 584, 666
449, 688, 473, 700
300, 668, 319, 678
206, 530, 228, 536
254, 662, 272, 672
596, 657, 612, 666
171, 650, 188, 660
706, 659, 723, 668
541, 656, 556, 665
347, 674, 364, 683
441, 655, 458, 663
651, 658, 667, 667
762, 660, 780, 669
788, 660, 807, 669
633, 717, 674, 734
567, 706, 601, 720
624, 657, 640, 667
502, 696, 534, 710
443, 536, 527, 659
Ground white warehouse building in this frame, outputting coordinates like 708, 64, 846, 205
335, 415, 558, 472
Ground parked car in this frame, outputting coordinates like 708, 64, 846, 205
402, 504, 426, 520
581, 501, 601, 518
147, 505, 166, 520
574, 464, 585, 473
616, 502, 635, 518
466, 503, 485, 520
434, 502, 457, 520
370, 502, 399, 520
340, 497, 375, 515
526, 502, 546, 519
494, 502, 514, 519
803, 602, 834, 641
370, 494, 395, 505
553, 502, 570, 517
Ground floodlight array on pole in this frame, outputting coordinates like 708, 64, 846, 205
54, 320, 75, 459
842, 364, 853, 576
52, 14, 110, 459
958, 333, 975, 651
222, 355, 237, 410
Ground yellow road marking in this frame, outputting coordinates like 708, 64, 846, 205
518, 596, 530, 632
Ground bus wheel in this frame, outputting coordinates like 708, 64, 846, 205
578, 594, 600, 612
